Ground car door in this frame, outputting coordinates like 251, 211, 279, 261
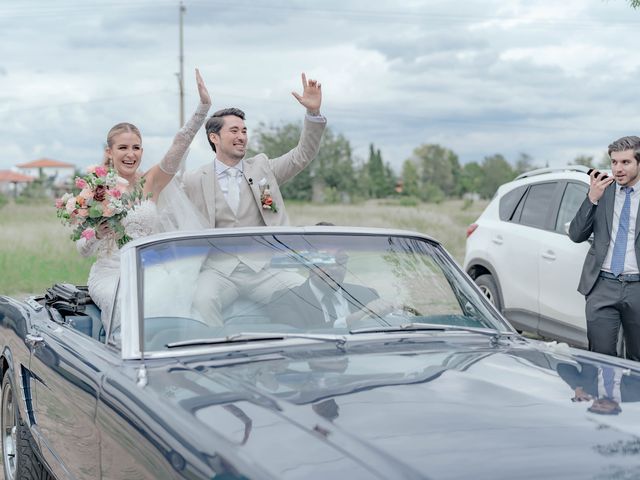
537, 180, 590, 347
29, 318, 109, 480
499, 181, 561, 333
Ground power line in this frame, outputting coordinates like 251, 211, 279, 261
0, 1, 638, 29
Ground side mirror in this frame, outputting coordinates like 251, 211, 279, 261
563, 221, 571, 235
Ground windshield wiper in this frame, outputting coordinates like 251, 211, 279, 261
166, 332, 346, 349
349, 322, 509, 339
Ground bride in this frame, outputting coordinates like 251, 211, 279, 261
77, 69, 211, 332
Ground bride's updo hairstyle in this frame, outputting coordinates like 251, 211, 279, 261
103, 122, 142, 167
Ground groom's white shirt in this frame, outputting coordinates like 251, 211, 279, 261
215, 159, 245, 204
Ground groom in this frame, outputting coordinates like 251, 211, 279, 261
183, 73, 325, 227
183, 73, 326, 324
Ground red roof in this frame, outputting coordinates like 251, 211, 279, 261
16, 158, 75, 169
0, 170, 35, 183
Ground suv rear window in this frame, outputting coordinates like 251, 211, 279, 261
555, 182, 588, 233
518, 182, 557, 229
499, 185, 527, 221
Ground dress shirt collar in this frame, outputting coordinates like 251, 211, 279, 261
215, 159, 244, 177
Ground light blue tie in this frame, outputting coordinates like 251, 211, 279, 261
611, 186, 633, 276
601, 367, 615, 399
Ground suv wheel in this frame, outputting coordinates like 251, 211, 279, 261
475, 274, 503, 311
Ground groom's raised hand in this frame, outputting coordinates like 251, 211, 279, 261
291, 72, 322, 114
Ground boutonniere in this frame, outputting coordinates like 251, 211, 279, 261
258, 178, 278, 213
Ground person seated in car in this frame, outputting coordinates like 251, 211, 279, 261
268, 248, 392, 329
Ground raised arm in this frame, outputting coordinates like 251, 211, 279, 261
291, 72, 322, 115
144, 68, 212, 200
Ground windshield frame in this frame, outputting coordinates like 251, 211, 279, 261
118, 227, 516, 360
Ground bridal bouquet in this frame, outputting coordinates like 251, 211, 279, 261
55, 165, 145, 247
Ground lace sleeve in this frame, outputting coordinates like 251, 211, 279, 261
76, 236, 107, 257
159, 102, 211, 174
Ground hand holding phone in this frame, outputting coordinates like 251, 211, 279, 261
586, 167, 613, 204
587, 168, 609, 181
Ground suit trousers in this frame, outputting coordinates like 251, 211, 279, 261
191, 262, 304, 326
586, 275, 640, 361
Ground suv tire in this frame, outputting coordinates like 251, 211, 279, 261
475, 274, 503, 311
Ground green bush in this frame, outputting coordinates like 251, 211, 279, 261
398, 196, 420, 207
420, 184, 445, 204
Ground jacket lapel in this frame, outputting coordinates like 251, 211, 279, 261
635, 188, 640, 240
244, 160, 269, 225
299, 281, 325, 328
605, 183, 616, 236
201, 164, 217, 227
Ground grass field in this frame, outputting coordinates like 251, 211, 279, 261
0, 198, 487, 297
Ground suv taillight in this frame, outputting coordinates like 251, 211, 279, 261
466, 223, 478, 238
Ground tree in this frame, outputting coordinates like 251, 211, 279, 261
459, 161, 484, 195
572, 155, 594, 168
364, 144, 395, 198
514, 153, 537, 176
478, 154, 515, 199
401, 159, 420, 198
248, 122, 356, 202
597, 152, 611, 169
407, 144, 460, 201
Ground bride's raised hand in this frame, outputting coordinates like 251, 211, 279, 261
195, 68, 211, 105
95, 220, 113, 240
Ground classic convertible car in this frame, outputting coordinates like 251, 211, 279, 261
1, 226, 639, 479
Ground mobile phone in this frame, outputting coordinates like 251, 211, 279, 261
587, 168, 609, 181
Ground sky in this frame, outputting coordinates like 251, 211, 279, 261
1, 0, 639, 174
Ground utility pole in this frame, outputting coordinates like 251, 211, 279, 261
177, 1, 186, 127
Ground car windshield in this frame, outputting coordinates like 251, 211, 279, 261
135, 233, 511, 352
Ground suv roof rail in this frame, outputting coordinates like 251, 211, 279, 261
515, 165, 590, 180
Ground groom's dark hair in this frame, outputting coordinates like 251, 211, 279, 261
205, 108, 246, 152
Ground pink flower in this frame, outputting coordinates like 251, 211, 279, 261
65, 197, 77, 214
95, 166, 108, 177
75, 177, 88, 189
81, 228, 96, 240
102, 202, 115, 217
76, 208, 89, 218
86, 165, 97, 174
55, 198, 64, 209
110, 188, 122, 199
78, 188, 93, 200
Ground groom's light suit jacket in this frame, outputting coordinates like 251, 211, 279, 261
183, 116, 326, 229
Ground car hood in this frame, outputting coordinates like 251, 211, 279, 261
147, 337, 640, 479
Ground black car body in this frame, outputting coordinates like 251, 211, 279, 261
1, 227, 639, 479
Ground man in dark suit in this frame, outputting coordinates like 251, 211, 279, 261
569, 135, 640, 361
268, 249, 382, 330
557, 361, 640, 415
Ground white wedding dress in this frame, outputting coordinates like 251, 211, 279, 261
76, 101, 210, 333
79, 200, 159, 328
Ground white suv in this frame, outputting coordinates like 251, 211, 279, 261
463, 166, 595, 348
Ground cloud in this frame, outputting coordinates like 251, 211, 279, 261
0, 0, 638, 174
